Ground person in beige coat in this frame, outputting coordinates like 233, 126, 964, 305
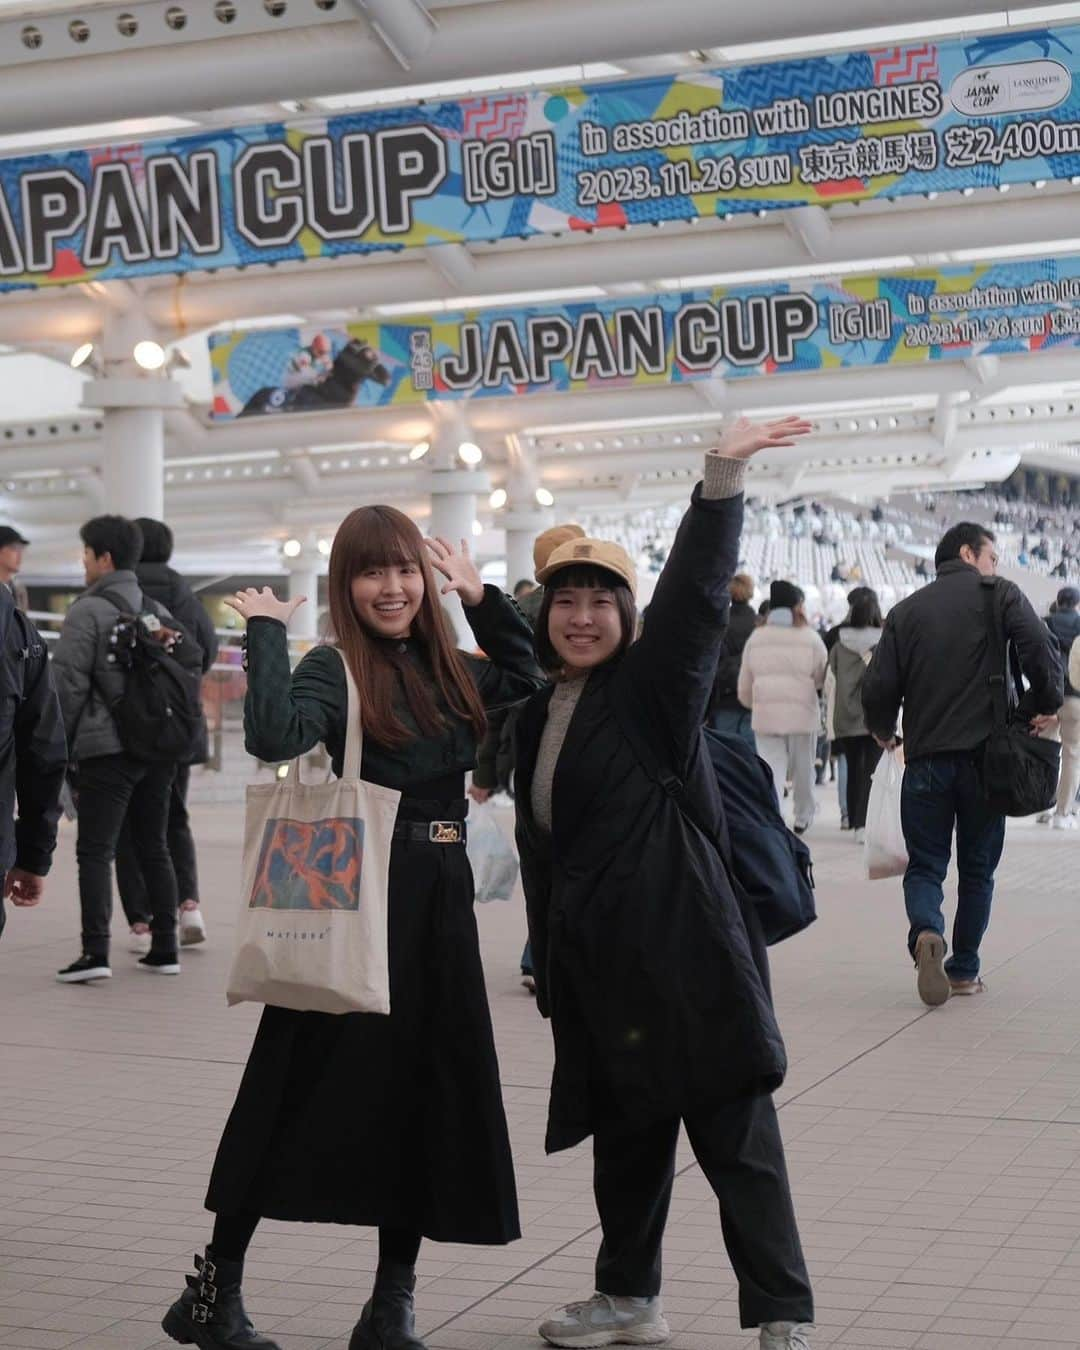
738, 581, 828, 833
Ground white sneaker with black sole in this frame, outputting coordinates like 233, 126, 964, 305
129, 928, 152, 955
760, 1324, 813, 1350
179, 906, 207, 945
539, 1295, 670, 1348
57, 955, 111, 983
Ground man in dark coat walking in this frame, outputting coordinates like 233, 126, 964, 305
116, 518, 218, 951
863, 522, 1062, 1006
1045, 586, 1080, 827
707, 571, 757, 747
0, 585, 66, 941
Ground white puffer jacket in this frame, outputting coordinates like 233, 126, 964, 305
737, 620, 828, 736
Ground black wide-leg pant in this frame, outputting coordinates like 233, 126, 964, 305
592, 1094, 813, 1329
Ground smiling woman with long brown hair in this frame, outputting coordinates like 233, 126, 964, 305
162, 504, 544, 1350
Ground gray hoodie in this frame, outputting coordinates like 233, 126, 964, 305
828, 626, 882, 739
51, 570, 176, 761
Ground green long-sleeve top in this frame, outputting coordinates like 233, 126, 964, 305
243, 584, 545, 794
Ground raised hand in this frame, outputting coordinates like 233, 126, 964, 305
714, 415, 814, 461
224, 586, 308, 626
425, 536, 484, 608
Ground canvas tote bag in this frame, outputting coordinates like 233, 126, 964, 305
227, 649, 400, 1015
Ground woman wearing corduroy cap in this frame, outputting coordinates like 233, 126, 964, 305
514, 418, 816, 1350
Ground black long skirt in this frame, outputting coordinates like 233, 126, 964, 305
205, 829, 520, 1245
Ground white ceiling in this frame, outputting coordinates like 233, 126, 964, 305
4, 0, 1080, 575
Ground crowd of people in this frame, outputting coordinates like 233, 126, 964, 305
1, 419, 1078, 1350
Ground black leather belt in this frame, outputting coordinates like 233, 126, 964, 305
393, 820, 467, 845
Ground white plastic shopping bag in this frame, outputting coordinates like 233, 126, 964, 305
227, 650, 400, 1015
864, 747, 908, 881
467, 802, 519, 904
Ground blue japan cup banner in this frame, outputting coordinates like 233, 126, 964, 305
209, 253, 1080, 418
5, 23, 1080, 291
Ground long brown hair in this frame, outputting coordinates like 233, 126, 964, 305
327, 505, 487, 748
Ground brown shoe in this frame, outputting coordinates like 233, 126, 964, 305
914, 931, 950, 1007
949, 977, 987, 996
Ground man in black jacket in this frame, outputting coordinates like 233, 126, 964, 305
707, 572, 757, 747
0, 586, 66, 940
116, 518, 219, 953
1046, 586, 1080, 827
863, 523, 1063, 1006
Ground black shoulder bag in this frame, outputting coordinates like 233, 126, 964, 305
980, 576, 1060, 816
608, 692, 816, 946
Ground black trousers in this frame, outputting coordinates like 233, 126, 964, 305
836, 735, 883, 831
116, 763, 199, 925
593, 1094, 813, 1329
76, 754, 179, 960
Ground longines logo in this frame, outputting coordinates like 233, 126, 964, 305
951, 60, 1072, 115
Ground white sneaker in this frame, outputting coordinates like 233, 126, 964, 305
853, 828, 866, 845
760, 1323, 813, 1350
539, 1295, 670, 1348
128, 928, 152, 955
179, 906, 207, 945
1051, 813, 1078, 830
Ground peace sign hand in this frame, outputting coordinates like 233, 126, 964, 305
224, 587, 308, 626
425, 536, 485, 608
715, 415, 814, 461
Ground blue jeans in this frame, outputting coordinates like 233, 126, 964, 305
708, 705, 757, 752
901, 753, 1006, 981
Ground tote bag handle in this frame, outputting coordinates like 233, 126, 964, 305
281, 648, 364, 785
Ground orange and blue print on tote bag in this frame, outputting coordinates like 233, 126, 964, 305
249, 816, 365, 911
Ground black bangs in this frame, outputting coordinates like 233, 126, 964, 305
546, 564, 630, 592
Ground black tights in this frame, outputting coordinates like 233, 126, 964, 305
211, 1213, 421, 1270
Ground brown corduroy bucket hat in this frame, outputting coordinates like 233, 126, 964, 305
535, 537, 638, 600
532, 522, 586, 575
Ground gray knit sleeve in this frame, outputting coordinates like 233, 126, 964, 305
702, 451, 747, 500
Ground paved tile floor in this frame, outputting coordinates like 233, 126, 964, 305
2, 789, 1080, 1350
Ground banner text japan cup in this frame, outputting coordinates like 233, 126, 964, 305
5, 23, 1080, 290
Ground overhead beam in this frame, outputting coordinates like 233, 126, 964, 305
7, 190, 1080, 344
0, 0, 1060, 134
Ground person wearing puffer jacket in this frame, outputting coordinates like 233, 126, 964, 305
738, 581, 827, 834
826, 589, 884, 842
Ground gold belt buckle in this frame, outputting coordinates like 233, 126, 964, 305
428, 820, 462, 844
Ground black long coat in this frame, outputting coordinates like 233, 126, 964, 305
515, 487, 787, 1155
206, 586, 544, 1243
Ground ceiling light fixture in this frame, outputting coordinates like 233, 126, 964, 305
409, 440, 430, 461
133, 340, 166, 371
535, 487, 555, 507
70, 342, 95, 369
282, 538, 302, 558
458, 441, 483, 465
489, 488, 507, 509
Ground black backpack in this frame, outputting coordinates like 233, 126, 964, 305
97, 593, 204, 763
610, 695, 817, 946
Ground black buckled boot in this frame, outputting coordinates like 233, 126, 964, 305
162, 1249, 282, 1349
349, 1262, 428, 1350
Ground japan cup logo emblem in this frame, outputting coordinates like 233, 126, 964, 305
951, 60, 1072, 115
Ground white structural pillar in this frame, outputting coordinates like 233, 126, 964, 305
428, 467, 489, 646
287, 558, 321, 640
81, 311, 183, 521
504, 510, 553, 590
